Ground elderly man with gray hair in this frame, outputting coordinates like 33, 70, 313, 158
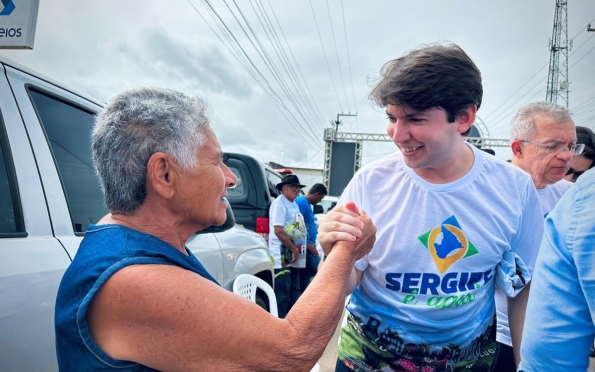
494, 101, 584, 370
54, 86, 376, 372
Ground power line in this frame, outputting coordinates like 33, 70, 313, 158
222, 0, 321, 146
483, 18, 595, 126
226, 0, 322, 144
482, 63, 548, 121
300, 146, 323, 166
264, 0, 327, 126
325, 0, 350, 112
488, 78, 548, 136
570, 43, 595, 68
309, 0, 343, 112
339, 0, 358, 131
192, 0, 322, 149
571, 33, 595, 57
573, 107, 595, 122
488, 74, 548, 127
250, 0, 326, 128
247, 0, 322, 129
572, 96, 595, 114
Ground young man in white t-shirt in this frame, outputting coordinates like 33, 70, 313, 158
318, 43, 543, 372
492, 101, 582, 370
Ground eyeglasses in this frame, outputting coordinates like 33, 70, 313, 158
522, 141, 585, 156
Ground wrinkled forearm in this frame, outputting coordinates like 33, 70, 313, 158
281, 245, 357, 367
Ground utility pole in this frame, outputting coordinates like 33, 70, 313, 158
332, 112, 357, 132
546, 0, 572, 107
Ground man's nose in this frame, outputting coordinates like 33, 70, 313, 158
557, 147, 573, 162
223, 164, 237, 187
389, 121, 409, 143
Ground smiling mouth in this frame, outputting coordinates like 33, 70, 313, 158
401, 145, 423, 153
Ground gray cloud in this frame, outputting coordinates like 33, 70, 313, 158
2, 0, 593, 167
112, 28, 253, 98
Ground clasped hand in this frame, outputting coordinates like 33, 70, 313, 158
318, 201, 376, 260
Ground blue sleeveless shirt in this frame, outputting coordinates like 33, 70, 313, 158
55, 224, 219, 371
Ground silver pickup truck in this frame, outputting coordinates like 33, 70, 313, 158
0, 55, 274, 372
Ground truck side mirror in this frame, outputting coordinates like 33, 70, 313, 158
197, 198, 236, 234
313, 204, 324, 214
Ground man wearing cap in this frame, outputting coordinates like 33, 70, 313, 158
269, 174, 308, 318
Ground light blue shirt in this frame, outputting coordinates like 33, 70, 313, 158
519, 168, 595, 372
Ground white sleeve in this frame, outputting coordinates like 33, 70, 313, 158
270, 198, 286, 228
510, 179, 544, 274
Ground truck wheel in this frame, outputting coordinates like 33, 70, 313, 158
255, 288, 270, 312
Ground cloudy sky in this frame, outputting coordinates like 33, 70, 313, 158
2, 0, 594, 167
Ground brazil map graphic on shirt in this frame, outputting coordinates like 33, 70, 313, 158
417, 215, 479, 273
340, 215, 498, 372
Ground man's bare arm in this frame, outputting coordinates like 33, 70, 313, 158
274, 226, 297, 252
274, 225, 299, 263
508, 282, 531, 368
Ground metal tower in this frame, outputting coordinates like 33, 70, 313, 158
546, 0, 571, 107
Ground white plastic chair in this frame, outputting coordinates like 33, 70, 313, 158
232, 274, 321, 372
233, 274, 278, 317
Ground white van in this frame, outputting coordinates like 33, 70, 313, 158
0, 55, 273, 371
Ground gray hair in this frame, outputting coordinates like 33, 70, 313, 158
510, 101, 573, 141
92, 87, 211, 214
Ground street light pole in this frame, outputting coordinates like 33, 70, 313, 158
333, 112, 357, 132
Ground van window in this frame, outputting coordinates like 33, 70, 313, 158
0, 126, 20, 235
265, 169, 282, 198
28, 90, 108, 234
227, 165, 245, 198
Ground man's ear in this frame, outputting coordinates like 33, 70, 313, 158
511, 140, 525, 159
456, 105, 478, 134
146, 152, 175, 199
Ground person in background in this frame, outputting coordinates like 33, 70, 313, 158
564, 167, 575, 182
318, 43, 543, 372
509, 101, 579, 216
269, 174, 308, 317
497, 102, 581, 370
481, 148, 495, 156
55, 87, 377, 371
295, 183, 328, 292
519, 168, 595, 372
570, 125, 595, 357
569, 126, 595, 182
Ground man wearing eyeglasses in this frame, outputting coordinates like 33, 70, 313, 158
509, 101, 580, 215
496, 101, 581, 369
269, 174, 308, 318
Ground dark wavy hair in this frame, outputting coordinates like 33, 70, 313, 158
369, 43, 483, 124
576, 126, 595, 162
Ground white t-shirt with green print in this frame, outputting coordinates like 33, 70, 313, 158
336, 144, 543, 372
